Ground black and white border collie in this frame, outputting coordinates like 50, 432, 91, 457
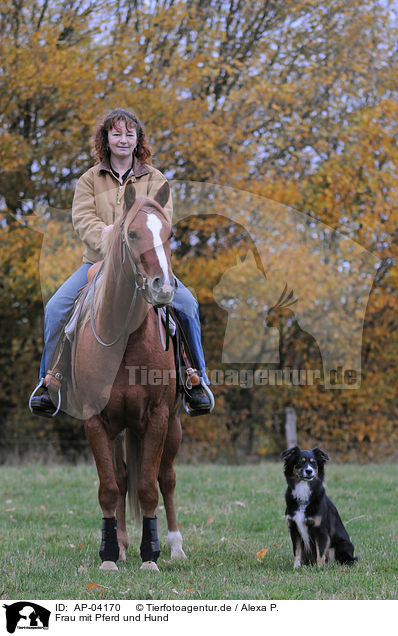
281, 446, 358, 569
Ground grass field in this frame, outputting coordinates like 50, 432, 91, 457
0, 462, 397, 600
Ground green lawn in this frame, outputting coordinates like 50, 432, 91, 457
0, 462, 397, 599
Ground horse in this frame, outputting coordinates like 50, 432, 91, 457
72, 181, 187, 572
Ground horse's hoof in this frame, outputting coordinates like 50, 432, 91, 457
167, 531, 187, 560
100, 560, 118, 571
140, 561, 160, 572
171, 548, 187, 560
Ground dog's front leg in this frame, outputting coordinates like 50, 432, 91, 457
287, 520, 302, 569
293, 538, 302, 569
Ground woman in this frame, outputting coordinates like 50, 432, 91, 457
30, 108, 212, 416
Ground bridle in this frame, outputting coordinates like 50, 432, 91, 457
119, 213, 153, 304
89, 209, 176, 349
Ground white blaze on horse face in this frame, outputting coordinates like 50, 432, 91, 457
146, 213, 171, 285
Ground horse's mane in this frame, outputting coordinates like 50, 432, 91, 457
93, 220, 125, 317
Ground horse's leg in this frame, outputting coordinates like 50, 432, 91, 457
84, 415, 120, 571
158, 410, 186, 560
137, 408, 169, 572
113, 435, 129, 561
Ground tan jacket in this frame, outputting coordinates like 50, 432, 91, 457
72, 157, 172, 263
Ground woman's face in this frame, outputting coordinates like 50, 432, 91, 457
107, 120, 137, 162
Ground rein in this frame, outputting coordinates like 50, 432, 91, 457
120, 214, 153, 304
89, 261, 138, 347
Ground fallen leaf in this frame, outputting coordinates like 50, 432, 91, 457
87, 582, 104, 597
207, 516, 214, 525
77, 544, 84, 550
256, 548, 269, 561
184, 587, 194, 595
235, 501, 246, 507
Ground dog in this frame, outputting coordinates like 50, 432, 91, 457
281, 446, 358, 568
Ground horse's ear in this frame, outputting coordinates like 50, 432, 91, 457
244, 250, 257, 267
125, 183, 136, 210
153, 181, 170, 209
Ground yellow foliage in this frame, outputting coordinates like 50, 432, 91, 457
1, 0, 397, 459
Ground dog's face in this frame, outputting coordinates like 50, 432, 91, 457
281, 446, 329, 483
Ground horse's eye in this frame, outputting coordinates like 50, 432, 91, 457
128, 230, 137, 240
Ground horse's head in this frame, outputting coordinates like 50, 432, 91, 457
121, 182, 177, 307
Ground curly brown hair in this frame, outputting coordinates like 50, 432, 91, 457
92, 108, 152, 164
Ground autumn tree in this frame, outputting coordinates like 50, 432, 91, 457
0, 0, 397, 459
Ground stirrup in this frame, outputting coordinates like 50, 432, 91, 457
185, 367, 201, 389
183, 377, 215, 417
28, 378, 62, 418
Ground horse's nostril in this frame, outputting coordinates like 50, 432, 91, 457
151, 276, 162, 291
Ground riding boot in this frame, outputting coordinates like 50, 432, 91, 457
183, 367, 214, 415
29, 338, 70, 418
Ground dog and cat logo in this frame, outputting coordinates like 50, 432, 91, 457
2, 603, 51, 633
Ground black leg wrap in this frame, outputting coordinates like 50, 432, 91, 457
140, 516, 160, 563
99, 516, 120, 563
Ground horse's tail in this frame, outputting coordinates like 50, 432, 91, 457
124, 429, 142, 524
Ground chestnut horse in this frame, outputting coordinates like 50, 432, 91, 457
73, 181, 186, 571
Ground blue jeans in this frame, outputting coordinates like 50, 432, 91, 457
40, 265, 209, 383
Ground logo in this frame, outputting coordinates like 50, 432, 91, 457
21, 181, 378, 404
3, 603, 51, 633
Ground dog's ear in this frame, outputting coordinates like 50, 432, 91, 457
312, 447, 329, 463
281, 446, 300, 461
